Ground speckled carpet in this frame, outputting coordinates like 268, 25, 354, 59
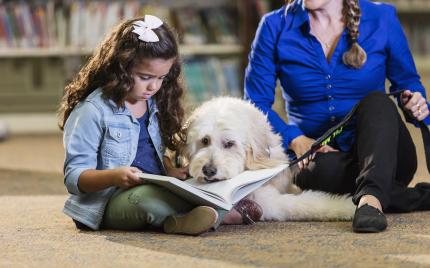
1, 135, 430, 267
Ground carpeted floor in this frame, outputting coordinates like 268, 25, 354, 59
1, 135, 430, 267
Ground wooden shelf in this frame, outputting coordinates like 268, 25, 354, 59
0, 113, 60, 134
0, 44, 243, 58
180, 44, 243, 56
382, 0, 430, 13
415, 57, 430, 71
395, 6, 430, 13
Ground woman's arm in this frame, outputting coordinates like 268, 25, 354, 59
385, 5, 430, 124
244, 12, 304, 151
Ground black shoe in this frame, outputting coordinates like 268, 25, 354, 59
352, 204, 387, 233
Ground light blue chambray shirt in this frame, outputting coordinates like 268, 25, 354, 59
63, 88, 165, 230
244, 0, 430, 154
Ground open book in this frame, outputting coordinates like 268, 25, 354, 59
138, 164, 288, 210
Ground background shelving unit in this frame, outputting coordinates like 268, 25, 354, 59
1, 0, 429, 133
0, 0, 273, 134
0, 45, 243, 58
383, 0, 430, 90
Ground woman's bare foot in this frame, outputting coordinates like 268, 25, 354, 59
358, 194, 383, 212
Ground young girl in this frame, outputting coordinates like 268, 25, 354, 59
58, 15, 226, 235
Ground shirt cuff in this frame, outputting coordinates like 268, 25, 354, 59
65, 168, 87, 195
280, 124, 304, 152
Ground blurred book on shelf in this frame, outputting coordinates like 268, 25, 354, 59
398, 16, 430, 58
0, 0, 250, 115
0, 0, 241, 50
201, 7, 239, 44
172, 7, 208, 45
183, 57, 242, 107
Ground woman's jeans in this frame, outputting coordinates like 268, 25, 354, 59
291, 91, 430, 212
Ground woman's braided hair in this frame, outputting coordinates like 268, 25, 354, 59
342, 0, 367, 68
284, 0, 367, 68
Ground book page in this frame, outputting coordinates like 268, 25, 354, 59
139, 174, 233, 210
186, 164, 288, 204
138, 164, 288, 210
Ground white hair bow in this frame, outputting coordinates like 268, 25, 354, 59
132, 15, 163, 42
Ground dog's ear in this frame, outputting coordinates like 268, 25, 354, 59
245, 145, 285, 170
182, 117, 199, 161
244, 111, 287, 170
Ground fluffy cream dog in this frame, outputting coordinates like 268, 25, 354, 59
184, 97, 355, 221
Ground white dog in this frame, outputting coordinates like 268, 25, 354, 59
184, 97, 355, 221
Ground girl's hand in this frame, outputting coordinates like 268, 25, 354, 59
401, 90, 429, 121
163, 156, 189, 180
289, 135, 338, 169
166, 166, 189, 180
111, 166, 144, 189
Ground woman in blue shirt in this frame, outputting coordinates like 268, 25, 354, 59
245, 0, 430, 233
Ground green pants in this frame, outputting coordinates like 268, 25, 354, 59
102, 184, 226, 230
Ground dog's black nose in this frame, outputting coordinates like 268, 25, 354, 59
202, 164, 217, 177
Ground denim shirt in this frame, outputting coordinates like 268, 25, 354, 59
63, 88, 165, 230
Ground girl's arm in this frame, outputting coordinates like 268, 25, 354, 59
78, 166, 143, 193
64, 102, 146, 194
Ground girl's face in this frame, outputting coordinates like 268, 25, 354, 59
127, 58, 175, 103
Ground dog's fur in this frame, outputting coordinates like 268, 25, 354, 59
184, 97, 355, 221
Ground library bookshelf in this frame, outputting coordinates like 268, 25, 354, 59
0, 44, 243, 58
391, 0, 430, 90
1, 0, 429, 134
0, 0, 265, 134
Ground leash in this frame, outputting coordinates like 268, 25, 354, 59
290, 90, 430, 173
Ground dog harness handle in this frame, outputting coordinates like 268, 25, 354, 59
290, 90, 430, 174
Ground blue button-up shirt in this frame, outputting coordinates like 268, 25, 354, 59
244, 0, 429, 153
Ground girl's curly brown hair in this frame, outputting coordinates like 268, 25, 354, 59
58, 18, 186, 151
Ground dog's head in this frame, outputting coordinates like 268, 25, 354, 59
184, 97, 286, 183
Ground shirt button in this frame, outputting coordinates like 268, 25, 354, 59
326, 84, 332, 89
326, 74, 331, 80
328, 95, 333, 100
117, 132, 121, 139
331, 116, 336, 122
329, 106, 335, 111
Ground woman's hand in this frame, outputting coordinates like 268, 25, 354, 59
401, 90, 429, 121
289, 135, 338, 169
163, 156, 189, 180
111, 166, 144, 189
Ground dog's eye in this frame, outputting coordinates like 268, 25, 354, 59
223, 140, 235, 149
201, 137, 210, 146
